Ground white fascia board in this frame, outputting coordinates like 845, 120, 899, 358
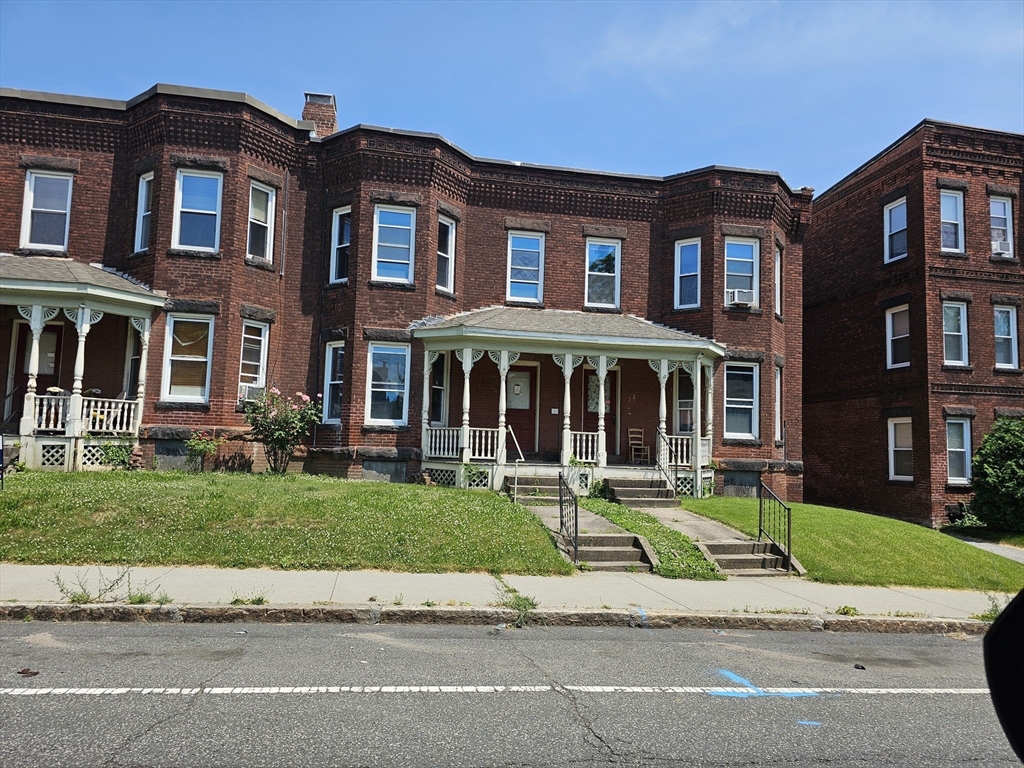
414, 325, 726, 359
0, 280, 165, 314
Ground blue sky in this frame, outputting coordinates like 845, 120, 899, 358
2, 0, 1021, 193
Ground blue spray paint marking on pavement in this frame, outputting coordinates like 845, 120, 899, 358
635, 607, 648, 626
797, 721, 823, 726
708, 669, 819, 699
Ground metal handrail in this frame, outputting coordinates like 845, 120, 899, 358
506, 425, 525, 505
558, 471, 579, 565
654, 429, 678, 498
758, 482, 793, 572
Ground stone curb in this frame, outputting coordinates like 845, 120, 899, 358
0, 603, 991, 634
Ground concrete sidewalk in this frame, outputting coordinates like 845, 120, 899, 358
0, 562, 1004, 621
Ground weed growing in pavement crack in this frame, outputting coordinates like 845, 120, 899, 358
835, 605, 860, 616
230, 590, 268, 606
491, 575, 539, 628
971, 594, 1011, 622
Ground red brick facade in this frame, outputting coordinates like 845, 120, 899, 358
804, 120, 1024, 526
0, 85, 808, 498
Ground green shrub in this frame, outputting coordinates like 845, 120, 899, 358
971, 417, 1024, 531
243, 388, 322, 474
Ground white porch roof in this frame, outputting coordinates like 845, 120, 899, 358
412, 306, 726, 359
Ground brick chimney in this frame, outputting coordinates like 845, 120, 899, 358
302, 93, 337, 138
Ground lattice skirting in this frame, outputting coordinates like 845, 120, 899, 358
426, 468, 457, 488
675, 474, 695, 497
39, 443, 68, 470
465, 467, 490, 489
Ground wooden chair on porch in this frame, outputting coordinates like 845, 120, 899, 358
628, 428, 649, 464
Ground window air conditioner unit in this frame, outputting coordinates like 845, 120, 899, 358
727, 289, 755, 306
238, 384, 265, 402
992, 241, 1012, 255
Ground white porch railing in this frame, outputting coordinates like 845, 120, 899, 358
426, 427, 460, 459
83, 398, 138, 433
664, 434, 692, 467
469, 427, 501, 461
34, 395, 70, 432
570, 431, 599, 464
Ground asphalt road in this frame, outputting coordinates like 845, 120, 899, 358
0, 623, 1016, 767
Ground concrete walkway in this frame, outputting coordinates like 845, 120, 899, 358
948, 535, 1024, 565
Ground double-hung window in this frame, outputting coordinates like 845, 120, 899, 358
429, 352, 448, 425
940, 191, 964, 252
946, 419, 971, 485
162, 315, 214, 403
507, 232, 544, 303
21, 170, 73, 250
674, 238, 700, 309
237, 322, 269, 401
134, 172, 154, 253
330, 206, 351, 283
172, 169, 222, 252
437, 216, 456, 293
884, 198, 907, 262
886, 305, 910, 369
247, 181, 275, 261
774, 246, 782, 316
372, 205, 415, 283
990, 198, 1014, 258
365, 343, 410, 425
888, 418, 913, 481
585, 238, 620, 308
942, 302, 968, 366
323, 341, 345, 423
994, 306, 1019, 369
724, 363, 758, 439
724, 238, 758, 306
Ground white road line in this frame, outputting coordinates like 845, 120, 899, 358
0, 685, 989, 696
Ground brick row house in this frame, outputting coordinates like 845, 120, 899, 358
0, 84, 809, 500
803, 120, 1023, 526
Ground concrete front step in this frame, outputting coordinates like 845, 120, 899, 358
584, 560, 653, 573
512, 494, 560, 505
578, 545, 644, 563
726, 568, 792, 577
713, 553, 786, 570
617, 498, 679, 509
702, 541, 775, 556
578, 534, 639, 547
613, 488, 675, 499
606, 478, 673, 489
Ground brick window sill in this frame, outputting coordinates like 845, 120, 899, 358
945, 482, 972, 493
15, 247, 67, 257
722, 306, 764, 315
361, 425, 410, 433
775, 313, 784, 323
506, 300, 544, 309
941, 364, 974, 373
325, 279, 349, 289
245, 256, 276, 272
583, 305, 622, 314
368, 280, 415, 292
129, 249, 151, 259
938, 251, 969, 260
990, 255, 1019, 265
722, 437, 763, 448
435, 288, 456, 301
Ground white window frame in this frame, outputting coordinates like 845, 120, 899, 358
171, 169, 223, 252
884, 197, 908, 263
886, 304, 910, 369
20, 170, 73, 251
371, 204, 416, 284
237, 321, 269, 401
888, 417, 913, 482
674, 238, 701, 309
946, 418, 972, 485
990, 197, 1014, 258
322, 341, 346, 425
585, 237, 621, 309
724, 363, 759, 440
942, 302, 969, 366
134, 172, 154, 253
429, 352, 449, 426
330, 206, 352, 284
161, 314, 214, 404
994, 305, 1019, 370
246, 181, 276, 262
940, 190, 965, 253
774, 366, 782, 443
506, 231, 545, 303
774, 245, 782, 316
437, 215, 456, 293
364, 342, 411, 426
724, 237, 760, 307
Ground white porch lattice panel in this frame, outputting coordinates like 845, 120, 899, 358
38, 442, 69, 471
425, 467, 457, 487
81, 444, 107, 469
675, 475, 695, 497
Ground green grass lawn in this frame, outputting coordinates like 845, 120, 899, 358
681, 497, 1024, 593
0, 471, 573, 575
580, 498, 724, 580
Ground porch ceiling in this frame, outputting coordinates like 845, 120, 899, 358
0, 255, 165, 317
413, 306, 725, 359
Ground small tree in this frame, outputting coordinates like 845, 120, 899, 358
243, 387, 322, 474
970, 417, 1024, 531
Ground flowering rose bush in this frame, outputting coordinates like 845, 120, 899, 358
184, 430, 226, 472
243, 387, 322, 474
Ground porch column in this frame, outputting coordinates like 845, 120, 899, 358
587, 355, 616, 468
131, 317, 151, 433
64, 306, 103, 439
703, 363, 714, 456
488, 351, 520, 467
421, 349, 439, 461
691, 356, 703, 497
554, 354, 581, 466
455, 348, 482, 463
647, 358, 677, 467
17, 305, 56, 437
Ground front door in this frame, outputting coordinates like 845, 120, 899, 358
505, 367, 536, 457
582, 369, 618, 457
